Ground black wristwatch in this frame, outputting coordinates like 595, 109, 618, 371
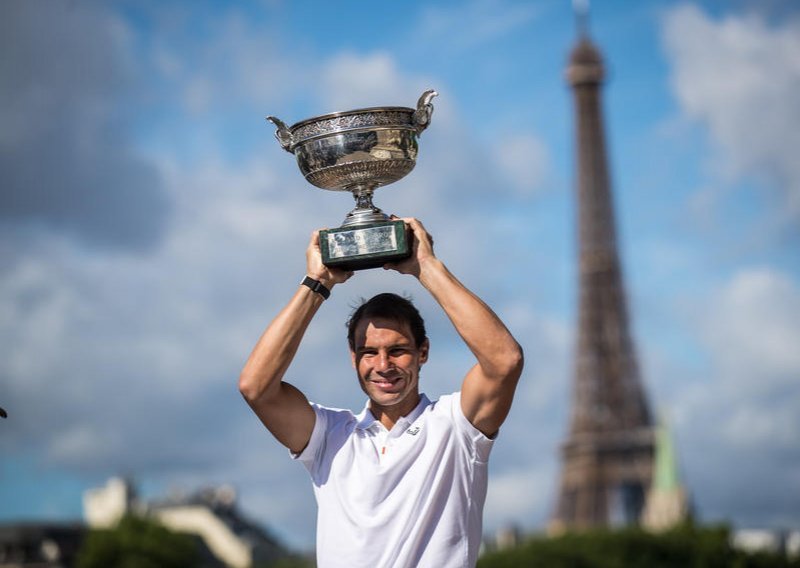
301, 276, 331, 300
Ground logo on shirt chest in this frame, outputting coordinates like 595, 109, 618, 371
406, 426, 421, 436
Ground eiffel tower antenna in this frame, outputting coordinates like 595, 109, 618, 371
573, 0, 590, 37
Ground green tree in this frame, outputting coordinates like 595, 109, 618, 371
478, 525, 800, 568
76, 515, 200, 568
257, 555, 316, 568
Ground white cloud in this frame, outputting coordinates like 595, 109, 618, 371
706, 268, 800, 384
48, 425, 121, 465
319, 52, 429, 111
669, 267, 800, 525
695, 268, 800, 452
662, 4, 800, 219
485, 465, 555, 530
491, 133, 551, 197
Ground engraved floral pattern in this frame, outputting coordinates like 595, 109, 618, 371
305, 159, 415, 191
292, 111, 414, 143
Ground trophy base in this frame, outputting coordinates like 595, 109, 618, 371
320, 220, 411, 271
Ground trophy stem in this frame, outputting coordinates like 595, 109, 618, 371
341, 184, 389, 227
354, 187, 376, 210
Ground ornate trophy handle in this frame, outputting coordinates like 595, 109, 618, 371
266, 116, 294, 152
413, 89, 438, 135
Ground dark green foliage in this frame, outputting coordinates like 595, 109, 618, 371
478, 525, 800, 568
257, 555, 316, 568
75, 515, 200, 568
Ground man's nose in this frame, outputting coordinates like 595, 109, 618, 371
374, 351, 392, 371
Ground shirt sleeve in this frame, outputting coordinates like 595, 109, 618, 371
290, 403, 327, 470
450, 391, 495, 463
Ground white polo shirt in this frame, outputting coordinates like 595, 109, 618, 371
294, 392, 494, 568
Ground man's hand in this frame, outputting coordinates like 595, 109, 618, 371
384, 217, 436, 279
307, 229, 353, 288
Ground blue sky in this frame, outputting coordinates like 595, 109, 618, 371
1, 0, 798, 552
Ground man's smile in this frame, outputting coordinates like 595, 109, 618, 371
369, 374, 405, 390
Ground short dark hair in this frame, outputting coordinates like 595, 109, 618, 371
347, 293, 427, 351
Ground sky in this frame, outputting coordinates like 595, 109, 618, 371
1, 0, 799, 553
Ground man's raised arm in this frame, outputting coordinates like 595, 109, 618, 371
239, 230, 352, 453
388, 218, 524, 437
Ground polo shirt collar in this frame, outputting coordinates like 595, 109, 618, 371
355, 393, 432, 431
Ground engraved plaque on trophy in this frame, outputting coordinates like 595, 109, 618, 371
267, 90, 437, 271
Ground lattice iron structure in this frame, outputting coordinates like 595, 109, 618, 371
551, 29, 655, 531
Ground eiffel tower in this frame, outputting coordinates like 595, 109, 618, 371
551, 14, 655, 531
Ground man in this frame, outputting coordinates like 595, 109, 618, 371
239, 217, 523, 567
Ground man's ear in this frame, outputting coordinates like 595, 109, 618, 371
350, 349, 357, 369
419, 338, 430, 365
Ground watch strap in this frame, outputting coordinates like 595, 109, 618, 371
301, 276, 330, 300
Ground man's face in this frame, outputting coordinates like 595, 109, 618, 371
351, 317, 429, 415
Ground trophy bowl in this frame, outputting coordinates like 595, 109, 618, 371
268, 90, 437, 228
267, 90, 437, 271
286, 110, 420, 193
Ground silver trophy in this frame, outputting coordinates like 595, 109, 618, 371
267, 89, 437, 270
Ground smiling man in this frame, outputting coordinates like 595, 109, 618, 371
239, 218, 524, 568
